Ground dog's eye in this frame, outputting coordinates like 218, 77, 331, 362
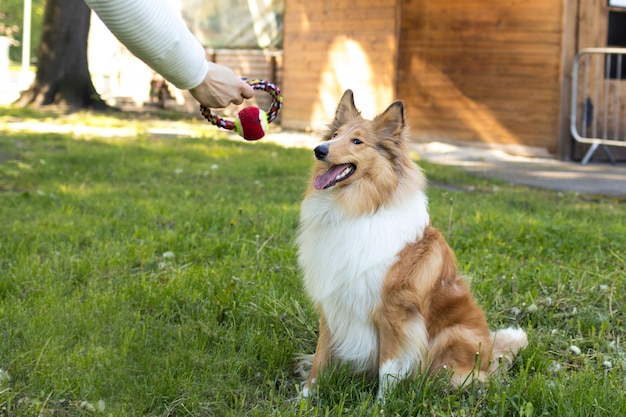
352, 138, 363, 145
331, 132, 338, 138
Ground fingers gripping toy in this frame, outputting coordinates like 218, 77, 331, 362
199, 79, 283, 141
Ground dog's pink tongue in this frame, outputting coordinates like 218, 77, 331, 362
314, 165, 348, 190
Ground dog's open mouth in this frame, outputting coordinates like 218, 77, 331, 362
314, 163, 356, 190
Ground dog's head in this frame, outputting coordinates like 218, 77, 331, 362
312, 90, 412, 187
308, 90, 421, 214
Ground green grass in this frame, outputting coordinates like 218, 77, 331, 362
1, 108, 625, 416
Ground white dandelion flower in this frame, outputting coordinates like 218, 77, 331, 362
569, 345, 582, 355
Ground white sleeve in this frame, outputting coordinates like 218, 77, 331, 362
85, 0, 209, 90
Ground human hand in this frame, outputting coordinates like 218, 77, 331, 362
189, 62, 255, 108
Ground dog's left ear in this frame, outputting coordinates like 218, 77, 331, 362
332, 90, 361, 127
373, 101, 405, 138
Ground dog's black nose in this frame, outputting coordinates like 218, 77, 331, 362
314, 144, 329, 160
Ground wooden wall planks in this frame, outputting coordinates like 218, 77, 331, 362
280, 0, 621, 156
282, 0, 399, 130
397, 0, 565, 150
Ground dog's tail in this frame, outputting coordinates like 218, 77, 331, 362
488, 327, 528, 374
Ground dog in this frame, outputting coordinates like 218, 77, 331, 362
296, 90, 527, 400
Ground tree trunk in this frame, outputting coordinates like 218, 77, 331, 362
16, 0, 107, 109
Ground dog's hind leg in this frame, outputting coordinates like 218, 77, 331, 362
428, 326, 503, 387
302, 313, 332, 398
488, 327, 528, 374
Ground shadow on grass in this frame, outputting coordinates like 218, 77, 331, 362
0, 103, 203, 123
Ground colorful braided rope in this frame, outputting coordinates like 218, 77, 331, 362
199, 79, 283, 130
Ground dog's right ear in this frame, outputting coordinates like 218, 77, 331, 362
332, 90, 360, 127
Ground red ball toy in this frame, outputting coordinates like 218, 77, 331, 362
234, 107, 269, 141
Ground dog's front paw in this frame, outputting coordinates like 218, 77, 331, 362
299, 378, 317, 400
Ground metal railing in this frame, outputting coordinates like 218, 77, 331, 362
571, 47, 626, 164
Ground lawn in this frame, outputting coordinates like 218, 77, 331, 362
0, 108, 625, 416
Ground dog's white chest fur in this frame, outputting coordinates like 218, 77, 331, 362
297, 190, 429, 371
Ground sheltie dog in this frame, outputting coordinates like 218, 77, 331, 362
296, 90, 527, 399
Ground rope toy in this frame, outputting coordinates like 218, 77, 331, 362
199, 79, 283, 141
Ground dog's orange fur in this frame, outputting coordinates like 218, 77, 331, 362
297, 90, 527, 399
378, 226, 494, 386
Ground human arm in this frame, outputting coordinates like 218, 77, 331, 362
85, 0, 254, 107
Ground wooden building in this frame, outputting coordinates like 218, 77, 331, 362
281, 0, 626, 158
